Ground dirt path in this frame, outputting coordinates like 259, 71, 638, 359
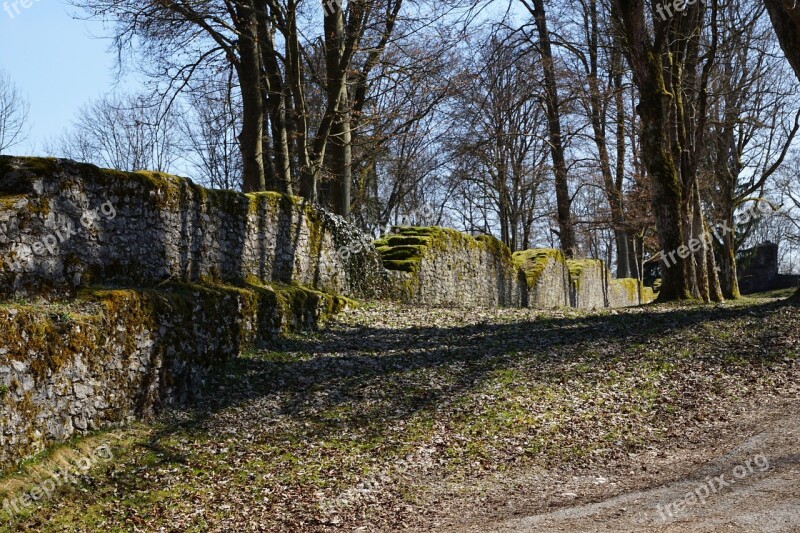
473, 401, 800, 533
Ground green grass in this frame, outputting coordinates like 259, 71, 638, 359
746, 287, 798, 299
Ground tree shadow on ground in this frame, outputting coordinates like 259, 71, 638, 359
137, 298, 798, 468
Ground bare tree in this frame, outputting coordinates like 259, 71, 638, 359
0, 70, 29, 155
50, 93, 180, 173
704, 0, 800, 298
518, 0, 577, 258
179, 83, 243, 191
449, 31, 550, 251
561, 0, 637, 276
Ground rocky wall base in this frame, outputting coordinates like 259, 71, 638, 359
0, 282, 350, 470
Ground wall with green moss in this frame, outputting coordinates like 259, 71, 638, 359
375, 226, 652, 310
566, 259, 608, 309
0, 281, 350, 470
375, 227, 523, 307
608, 277, 655, 307
0, 156, 375, 469
565, 259, 654, 309
512, 249, 570, 308
0, 157, 387, 300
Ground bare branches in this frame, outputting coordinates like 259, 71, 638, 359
0, 71, 29, 155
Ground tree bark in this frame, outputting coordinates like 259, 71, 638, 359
765, 0, 800, 80
236, 3, 266, 193
611, 0, 719, 301
328, 89, 353, 216
764, 0, 800, 302
522, 0, 576, 258
256, 0, 292, 194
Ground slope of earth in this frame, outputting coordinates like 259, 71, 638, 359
2, 297, 799, 532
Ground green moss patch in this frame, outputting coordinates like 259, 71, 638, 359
375, 226, 513, 275
513, 249, 566, 289
567, 259, 603, 290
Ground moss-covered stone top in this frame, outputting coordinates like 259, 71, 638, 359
0, 156, 304, 214
566, 258, 605, 290
374, 226, 513, 274
567, 259, 603, 280
513, 249, 566, 289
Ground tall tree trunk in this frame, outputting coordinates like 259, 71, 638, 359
765, 0, 800, 80
638, 92, 692, 300
764, 0, 800, 302
236, 3, 266, 193
717, 209, 741, 299
628, 233, 641, 280
522, 0, 576, 258
256, 0, 293, 195
611, 0, 719, 301
328, 89, 352, 216
323, 0, 352, 216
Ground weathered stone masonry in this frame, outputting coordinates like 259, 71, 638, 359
0, 156, 653, 469
376, 227, 654, 310
0, 156, 382, 469
374, 226, 524, 307
0, 157, 386, 300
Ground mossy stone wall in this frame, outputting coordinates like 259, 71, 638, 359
375, 227, 523, 307
608, 277, 656, 307
513, 249, 570, 308
0, 282, 349, 470
376, 226, 653, 310
567, 259, 609, 309
0, 157, 387, 300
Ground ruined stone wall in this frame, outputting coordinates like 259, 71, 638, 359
0, 282, 349, 470
376, 226, 652, 310
0, 157, 655, 469
375, 227, 523, 307
0, 157, 386, 300
513, 249, 570, 308
0, 157, 374, 469
608, 278, 651, 308
567, 259, 609, 309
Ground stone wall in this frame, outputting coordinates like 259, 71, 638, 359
567, 259, 609, 309
0, 157, 386, 300
0, 158, 655, 469
0, 282, 350, 470
608, 278, 653, 308
376, 226, 652, 309
513, 249, 570, 308
375, 227, 523, 307
0, 156, 380, 469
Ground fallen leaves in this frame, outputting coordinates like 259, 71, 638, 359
8, 299, 800, 532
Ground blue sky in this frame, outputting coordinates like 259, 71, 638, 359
0, 0, 138, 156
